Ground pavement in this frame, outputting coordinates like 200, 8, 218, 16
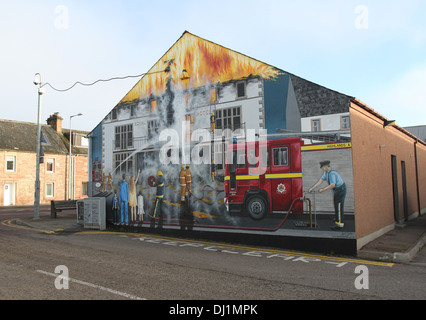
10, 209, 426, 263
357, 214, 426, 263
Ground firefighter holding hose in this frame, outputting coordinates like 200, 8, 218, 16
150, 170, 165, 229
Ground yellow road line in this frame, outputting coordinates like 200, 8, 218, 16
77, 230, 394, 268
1, 218, 63, 234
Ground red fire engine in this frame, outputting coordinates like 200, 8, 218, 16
224, 137, 304, 220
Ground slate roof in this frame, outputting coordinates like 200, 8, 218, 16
404, 125, 426, 142
0, 119, 88, 155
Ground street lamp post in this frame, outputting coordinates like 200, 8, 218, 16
33, 73, 45, 220
69, 113, 83, 200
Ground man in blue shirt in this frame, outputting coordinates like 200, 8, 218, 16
119, 174, 129, 225
309, 161, 346, 230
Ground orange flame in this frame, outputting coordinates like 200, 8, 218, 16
120, 32, 282, 104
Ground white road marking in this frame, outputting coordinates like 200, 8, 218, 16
36, 269, 146, 300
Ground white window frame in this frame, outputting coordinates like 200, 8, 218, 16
46, 158, 55, 173
46, 183, 54, 197
6, 156, 15, 172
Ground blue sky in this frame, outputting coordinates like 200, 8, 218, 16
1, 0, 425, 131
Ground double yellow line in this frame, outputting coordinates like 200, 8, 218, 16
1, 218, 63, 234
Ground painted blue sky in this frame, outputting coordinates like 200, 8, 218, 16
1, 0, 425, 131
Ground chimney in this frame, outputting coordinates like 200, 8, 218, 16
46, 112, 63, 132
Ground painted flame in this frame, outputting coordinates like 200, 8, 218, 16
120, 32, 282, 103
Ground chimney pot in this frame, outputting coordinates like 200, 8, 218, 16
46, 112, 63, 133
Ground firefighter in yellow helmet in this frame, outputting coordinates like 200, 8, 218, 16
180, 164, 194, 231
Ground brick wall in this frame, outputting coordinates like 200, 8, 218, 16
350, 100, 426, 243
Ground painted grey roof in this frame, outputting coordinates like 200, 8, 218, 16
288, 73, 353, 118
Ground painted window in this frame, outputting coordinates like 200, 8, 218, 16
131, 105, 137, 117
341, 116, 350, 129
311, 119, 321, 132
114, 125, 133, 150
6, 156, 15, 172
272, 147, 288, 167
150, 100, 157, 113
209, 88, 217, 103
236, 81, 246, 98
215, 107, 241, 131
114, 152, 133, 176
148, 120, 159, 140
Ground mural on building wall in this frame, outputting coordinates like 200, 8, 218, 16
119, 31, 282, 104
96, 31, 355, 236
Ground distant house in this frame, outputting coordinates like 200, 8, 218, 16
404, 125, 426, 142
0, 113, 89, 206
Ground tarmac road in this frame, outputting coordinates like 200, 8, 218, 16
1, 207, 425, 303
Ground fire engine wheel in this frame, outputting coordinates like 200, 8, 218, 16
246, 196, 267, 220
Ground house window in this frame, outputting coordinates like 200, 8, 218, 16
311, 119, 321, 132
111, 109, 117, 120
46, 183, 54, 197
215, 107, 241, 131
236, 82, 246, 98
46, 159, 55, 173
114, 152, 133, 176
273, 147, 289, 167
341, 116, 350, 129
114, 125, 133, 150
6, 156, 15, 172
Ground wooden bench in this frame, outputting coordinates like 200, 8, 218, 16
50, 200, 77, 218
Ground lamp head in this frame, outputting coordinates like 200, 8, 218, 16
33, 73, 41, 86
